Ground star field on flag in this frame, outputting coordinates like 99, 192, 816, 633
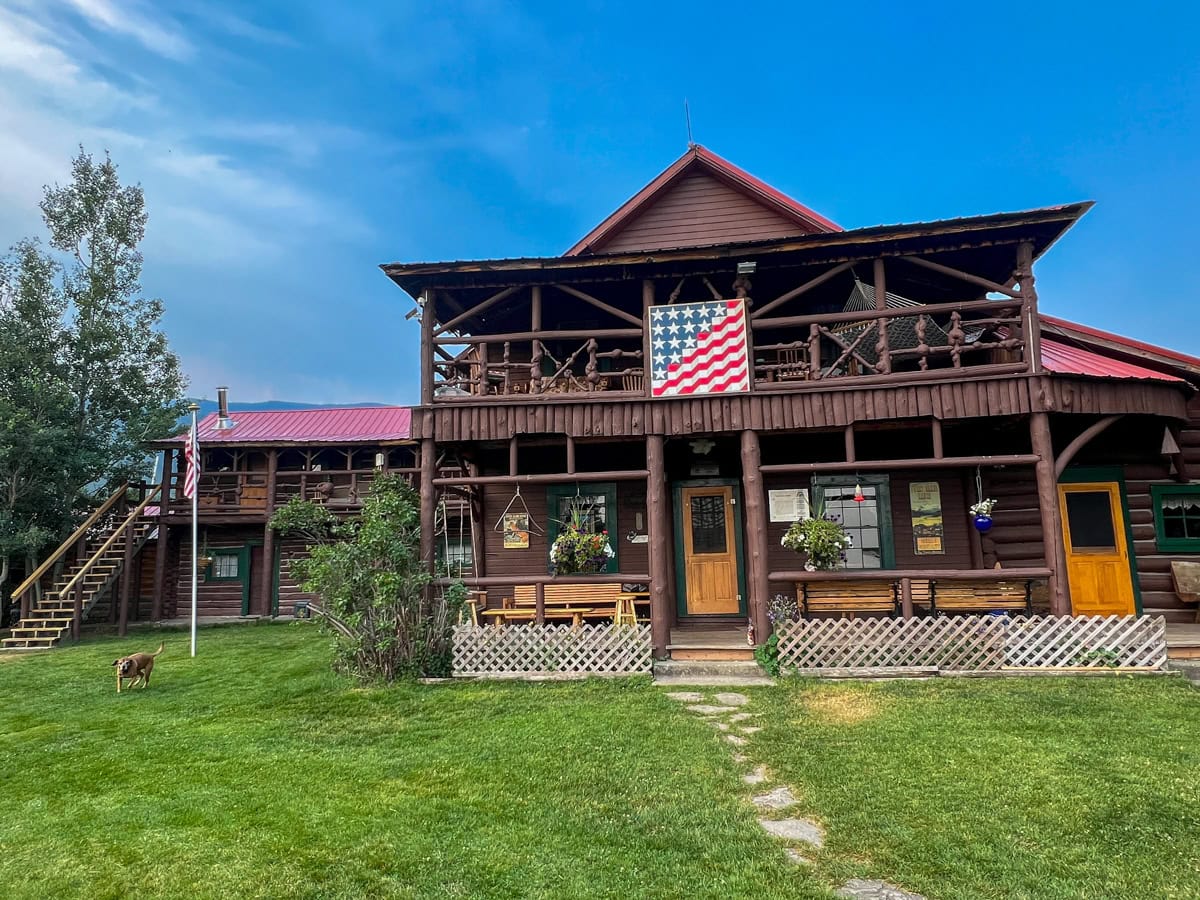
649, 300, 750, 397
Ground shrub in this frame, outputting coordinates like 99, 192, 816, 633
270, 476, 464, 681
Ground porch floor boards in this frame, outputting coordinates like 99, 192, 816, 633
1166, 623, 1200, 660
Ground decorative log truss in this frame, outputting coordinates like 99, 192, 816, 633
423, 244, 1040, 401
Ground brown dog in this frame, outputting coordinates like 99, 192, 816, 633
112, 643, 164, 693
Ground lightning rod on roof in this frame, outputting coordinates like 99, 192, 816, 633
685, 99, 695, 148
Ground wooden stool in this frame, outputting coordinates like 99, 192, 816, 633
613, 594, 638, 626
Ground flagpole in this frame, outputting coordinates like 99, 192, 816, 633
188, 402, 199, 658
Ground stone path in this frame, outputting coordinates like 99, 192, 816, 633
664, 687, 925, 900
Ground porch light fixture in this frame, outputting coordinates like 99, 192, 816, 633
374, 452, 386, 470
736, 261, 757, 275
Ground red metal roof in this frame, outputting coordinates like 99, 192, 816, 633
1042, 314, 1200, 370
1041, 338, 1184, 382
173, 406, 412, 444
565, 144, 841, 256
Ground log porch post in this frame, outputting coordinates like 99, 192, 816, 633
467, 458, 486, 579
740, 430, 771, 643
873, 258, 891, 375
420, 289, 435, 405
118, 515, 134, 636
261, 449, 278, 616
1030, 411, 1068, 614
646, 434, 670, 657
1017, 242, 1043, 374
151, 449, 171, 621
420, 436, 437, 585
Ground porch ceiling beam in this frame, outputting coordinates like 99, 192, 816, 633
759, 454, 1039, 475
434, 327, 641, 345
902, 255, 1022, 300
433, 469, 649, 487
768, 566, 1052, 582
752, 262, 854, 319
752, 296, 1017, 331
552, 284, 643, 327
436, 286, 521, 336
1053, 415, 1122, 478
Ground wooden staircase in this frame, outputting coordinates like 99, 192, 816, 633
3, 485, 159, 651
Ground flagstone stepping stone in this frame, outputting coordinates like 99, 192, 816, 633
687, 704, 738, 715
752, 786, 798, 810
713, 692, 750, 706
725, 733, 748, 747
739, 725, 762, 734
742, 765, 768, 785
665, 691, 705, 702
783, 848, 810, 866
709, 721, 730, 731
836, 879, 926, 900
729, 712, 756, 722
757, 817, 824, 848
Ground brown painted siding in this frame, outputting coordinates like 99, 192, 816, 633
598, 172, 811, 253
423, 377, 1188, 442
475, 481, 648, 609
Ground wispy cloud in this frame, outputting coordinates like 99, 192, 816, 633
59, 0, 191, 60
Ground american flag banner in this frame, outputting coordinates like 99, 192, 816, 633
183, 421, 200, 500
649, 300, 750, 397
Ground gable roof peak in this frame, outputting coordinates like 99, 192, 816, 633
565, 145, 841, 256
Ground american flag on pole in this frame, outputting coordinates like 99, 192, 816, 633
649, 300, 750, 397
183, 421, 200, 499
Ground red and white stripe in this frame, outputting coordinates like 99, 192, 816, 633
183, 422, 200, 500
652, 301, 749, 397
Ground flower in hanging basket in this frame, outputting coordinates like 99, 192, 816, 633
969, 498, 997, 518
549, 521, 614, 575
781, 516, 852, 571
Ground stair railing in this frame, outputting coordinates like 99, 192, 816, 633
58, 486, 162, 641
10, 482, 130, 621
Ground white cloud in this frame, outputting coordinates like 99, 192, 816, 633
59, 0, 191, 60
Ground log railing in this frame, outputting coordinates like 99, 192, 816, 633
165, 467, 420, 513
428, 296, 1026, 401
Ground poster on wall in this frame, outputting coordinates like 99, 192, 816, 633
909, 481, 944, 554
502, 513, 530, 549
769, 489, 810, 523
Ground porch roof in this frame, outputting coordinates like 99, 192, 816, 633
1041, 338, 1186, 383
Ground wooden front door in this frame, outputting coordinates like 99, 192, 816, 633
1058, 482, 1136, 616
681, 485, 741, 615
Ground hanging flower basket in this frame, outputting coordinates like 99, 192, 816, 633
969, 498, 997, 533
781, 516, 852, 571
549, 523, 614, 575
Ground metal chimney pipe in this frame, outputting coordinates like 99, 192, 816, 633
214, 386, 237, 430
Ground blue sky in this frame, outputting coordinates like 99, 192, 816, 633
1, 1, 1197, 405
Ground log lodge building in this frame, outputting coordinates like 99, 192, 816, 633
7, 145, 1200, 655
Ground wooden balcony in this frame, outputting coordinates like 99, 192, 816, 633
163, 468, 417, 517
429, 296, 1029, 402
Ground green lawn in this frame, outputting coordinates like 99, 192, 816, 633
752, 676, 1200, 900
0, 624, 824, 900
2, 626, 1197, 899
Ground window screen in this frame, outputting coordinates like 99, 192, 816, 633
820, 484, 882, 569
689, 495, 728, 554
1064, 491, 1116, 549
212, 554, 239, 579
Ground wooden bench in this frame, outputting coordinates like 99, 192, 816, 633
927, 579, 1033, 616
799, 580, 899, 618
485, 584, 649, 626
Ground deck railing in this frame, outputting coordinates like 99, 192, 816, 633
164, 468, 419, 514
429, 297, 1027, 401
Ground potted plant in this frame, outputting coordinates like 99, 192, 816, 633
549, 507, 614, 575
969, 498, 997, 533
781, 511, 852, 571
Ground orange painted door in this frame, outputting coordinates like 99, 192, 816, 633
682, 486, 740, 614
1058, 482, 1136, 616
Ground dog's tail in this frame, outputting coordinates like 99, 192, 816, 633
152, 642, 164, 657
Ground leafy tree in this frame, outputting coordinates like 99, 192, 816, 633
0, 148, 185, 606
271, 475, 465, 681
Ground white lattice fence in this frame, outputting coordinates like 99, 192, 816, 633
774, 615, 1166, 673
453, 624, 652, 677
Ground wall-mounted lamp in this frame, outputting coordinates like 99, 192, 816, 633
374, 452, 386, 470
736, 261, 757, 275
